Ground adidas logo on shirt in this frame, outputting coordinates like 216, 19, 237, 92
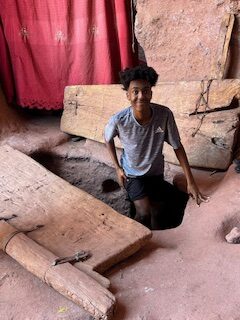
155, 126, 164, 133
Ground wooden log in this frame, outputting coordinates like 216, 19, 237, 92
61, 80, 240, 170
0, 220, 115, 320
0, 220, 109, 291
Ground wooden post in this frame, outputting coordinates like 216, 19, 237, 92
0, 220, 116, 320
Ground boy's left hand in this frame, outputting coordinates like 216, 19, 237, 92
187, 182, 209, 206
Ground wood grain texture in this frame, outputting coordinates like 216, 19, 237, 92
0, 145, 151, 274
0, 221, 115, 320
61, 80, 240, 169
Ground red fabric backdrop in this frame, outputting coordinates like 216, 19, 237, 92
0, 0, 137, 110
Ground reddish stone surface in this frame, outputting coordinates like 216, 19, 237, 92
106, 165, 240, 320
135, 0, 231, 81
2, 156, 240, 319
1, 122, 240, 319
1, 2, 240, 317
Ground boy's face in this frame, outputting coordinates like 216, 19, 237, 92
126, 79, 152, 112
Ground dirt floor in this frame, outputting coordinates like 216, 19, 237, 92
1, 116, 240, 320
31, 150, 131, 217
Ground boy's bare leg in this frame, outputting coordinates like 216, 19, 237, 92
133, 197, 152, 229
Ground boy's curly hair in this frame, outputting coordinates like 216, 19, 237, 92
119, 65, 159, 91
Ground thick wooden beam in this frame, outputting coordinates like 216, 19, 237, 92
61, 80, 240, 170
0, 145, 152, 274
0, 221, 115, 320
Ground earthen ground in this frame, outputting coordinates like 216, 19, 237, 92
0, 115, 240, 320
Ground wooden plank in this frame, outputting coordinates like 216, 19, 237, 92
60, 80, 240, 170
211, 13, 235, 79
0, 221, 115, 320
163, 108, 239, 169
0, 145, 152, 274
153, 80, 240, 169
61, 85, 128, 142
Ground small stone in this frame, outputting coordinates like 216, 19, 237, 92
144, 287, 154, 293
225, 227, 240, 244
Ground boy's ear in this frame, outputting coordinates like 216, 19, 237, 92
126, 91, 130, 101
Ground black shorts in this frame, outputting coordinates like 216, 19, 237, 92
125, 175, 189, 229
125, 175, 175, 202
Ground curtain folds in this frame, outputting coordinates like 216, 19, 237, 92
0, 0, 137, 110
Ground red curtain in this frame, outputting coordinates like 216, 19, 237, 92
0, 0, 137, 110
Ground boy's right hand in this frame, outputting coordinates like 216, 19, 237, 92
116, 167, 127, 187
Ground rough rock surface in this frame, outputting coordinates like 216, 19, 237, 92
2, 141, 240, 319
0, 115, 240, 320
0, 116, 69, 155
135, 0, 235, 81
1, 116, 240, 320
225, 226, 240, 243
106, 165, 240, 320
0, 86, 26, 135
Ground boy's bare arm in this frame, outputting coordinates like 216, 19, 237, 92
174, 143, 209, 205
105, 138, 126, 187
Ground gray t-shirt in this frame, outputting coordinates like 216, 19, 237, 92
104, 103, 181, 177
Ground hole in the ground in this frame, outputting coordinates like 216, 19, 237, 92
102, 179, 120, 193
31, 151, 189, 230
31, 152, 131, 217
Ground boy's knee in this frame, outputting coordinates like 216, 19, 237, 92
134, 198, 151, 213
135, 205, 151, 216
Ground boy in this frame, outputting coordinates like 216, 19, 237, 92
104, 65, 208, 229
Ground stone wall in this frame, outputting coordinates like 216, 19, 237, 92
135, 0, 240, 81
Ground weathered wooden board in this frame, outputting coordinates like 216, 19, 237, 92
211, 13, 235, 80
0, 145, 151, 274
0, 221, 115, 320
61, 80, 240, 170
